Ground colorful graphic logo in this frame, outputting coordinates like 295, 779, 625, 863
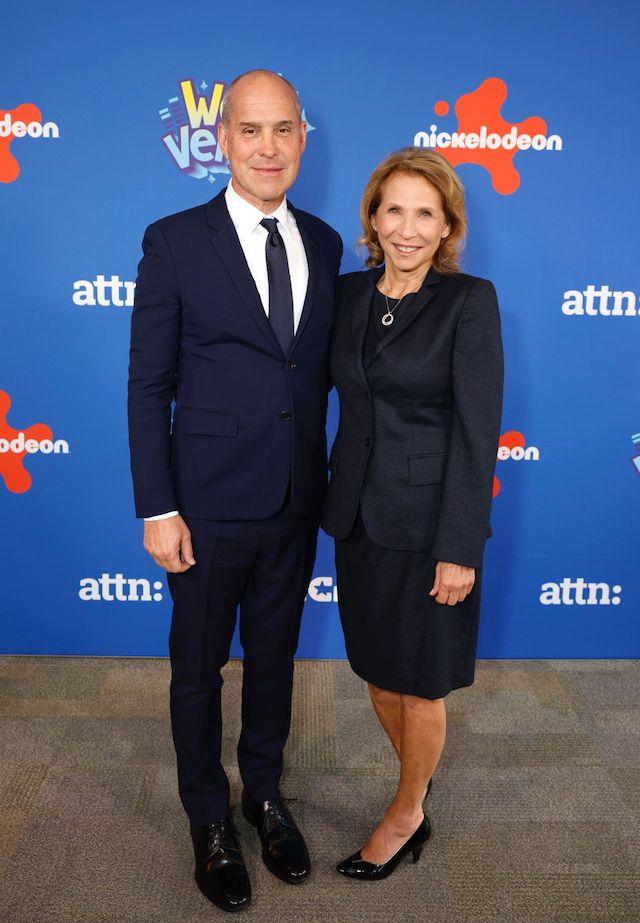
159, 77, 314, 183
631, 433, 640, 476
0, 104, 60, 184
159, 79, 230, 182
0, 391, 69, 493
493, 430, 540, 497
414, 77, 561, 194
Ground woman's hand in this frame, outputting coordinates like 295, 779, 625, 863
429, 561, 475, 605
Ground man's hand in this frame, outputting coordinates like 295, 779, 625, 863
429, 561, 475, 606
143, 515, 196, 573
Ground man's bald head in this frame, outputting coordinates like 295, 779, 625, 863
220, 69, 302, 127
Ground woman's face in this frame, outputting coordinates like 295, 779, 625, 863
373, 172, 450, 275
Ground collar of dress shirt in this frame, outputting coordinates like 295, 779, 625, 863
225, 178, 293, 238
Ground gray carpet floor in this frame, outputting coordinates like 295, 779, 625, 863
0, 657, 638, 922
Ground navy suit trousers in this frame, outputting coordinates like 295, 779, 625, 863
166, 488, 319, 825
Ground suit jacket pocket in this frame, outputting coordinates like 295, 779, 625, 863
408, 452, 446, 486
178, 407, 239, 437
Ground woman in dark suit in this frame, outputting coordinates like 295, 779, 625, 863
322, 148, 503, 880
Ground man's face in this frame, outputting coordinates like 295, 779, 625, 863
218, 75, 307, 213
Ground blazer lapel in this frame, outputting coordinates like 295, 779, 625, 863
352, 268, 383, 384
206, 188, 283, 356
288, 205, 320, 356
368, 265, 443, 366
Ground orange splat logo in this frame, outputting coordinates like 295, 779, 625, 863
414, 78, 562, 195
0, 104, 60, 184
0, 391, 69, 493
493, 429, 540, 497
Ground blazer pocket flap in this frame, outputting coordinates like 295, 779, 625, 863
179, 408, 239, 437
408, 452, 446, 485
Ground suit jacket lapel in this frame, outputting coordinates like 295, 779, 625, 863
368, 265, 443, 366
206, 188, 283, 356
352, 268, 383, 384
288, 204, 320, 356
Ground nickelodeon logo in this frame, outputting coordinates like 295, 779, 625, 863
493, 430, 539, 497
0, 391, 69, 494
414, 77, 562, 195
0, 105, 60, 184
0, 431, 68, 455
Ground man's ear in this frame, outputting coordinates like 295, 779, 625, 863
218, 121, 228, 159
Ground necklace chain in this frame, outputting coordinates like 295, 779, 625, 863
380, 286, 410, 327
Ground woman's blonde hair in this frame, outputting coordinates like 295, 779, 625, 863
358, 147, 467, 273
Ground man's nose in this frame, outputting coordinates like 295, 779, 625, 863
257, 133, 277, 157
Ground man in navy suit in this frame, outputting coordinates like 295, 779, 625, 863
127, 69, 342, 912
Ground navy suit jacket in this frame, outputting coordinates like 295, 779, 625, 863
127, 187, 343, 520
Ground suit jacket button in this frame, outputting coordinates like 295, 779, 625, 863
363, 437, 371, 447
280, 410, 292, 421
288, 361, 297, 370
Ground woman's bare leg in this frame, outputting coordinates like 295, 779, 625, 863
361, 693, 446, 864
368, 683, 402, 758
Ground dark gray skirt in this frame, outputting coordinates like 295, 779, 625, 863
334, 505, 483, 700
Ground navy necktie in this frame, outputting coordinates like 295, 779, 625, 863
260, 217, 294, 354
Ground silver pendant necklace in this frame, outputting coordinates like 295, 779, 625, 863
381, 290, 407, 326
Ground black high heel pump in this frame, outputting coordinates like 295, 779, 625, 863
336, 814, 432, 881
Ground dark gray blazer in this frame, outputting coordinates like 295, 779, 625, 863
321, 265, 504, 570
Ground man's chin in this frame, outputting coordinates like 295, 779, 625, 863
232, 172, 292, 207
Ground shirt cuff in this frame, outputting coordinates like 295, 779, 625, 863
144, 510, 180, 521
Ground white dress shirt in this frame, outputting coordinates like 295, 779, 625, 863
145, 179, 309, 522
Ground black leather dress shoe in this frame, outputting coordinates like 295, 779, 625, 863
190, 817, 251, 912
336, 815, 431, 881
242, 790, 310, 884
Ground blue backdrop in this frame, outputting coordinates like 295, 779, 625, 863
2, 0, 639, 658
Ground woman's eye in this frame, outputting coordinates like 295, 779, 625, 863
388, 207, 398, 213
421, 211, 432, 217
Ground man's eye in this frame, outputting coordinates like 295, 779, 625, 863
243, 129, 256, 135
